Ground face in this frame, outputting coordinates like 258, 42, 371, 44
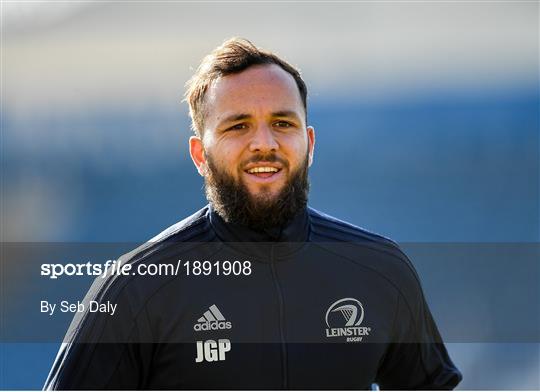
189, 64, 315, 229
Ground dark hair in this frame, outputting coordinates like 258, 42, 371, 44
184, 37, 308, 136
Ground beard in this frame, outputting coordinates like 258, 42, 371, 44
204, 151, 309, 232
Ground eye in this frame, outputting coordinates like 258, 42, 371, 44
227, 123, 247, 131
274, 121, 293, 128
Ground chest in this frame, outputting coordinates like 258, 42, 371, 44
144, 253, 399, 388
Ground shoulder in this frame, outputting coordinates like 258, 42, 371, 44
77, 207, 217, 319
121, 205, 214, 263
116, 205, 217, 282
308, 207, 424, 299
308, 206, 397, 247
147, 205, 213, 244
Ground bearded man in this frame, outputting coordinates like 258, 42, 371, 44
45, 38, 461, 390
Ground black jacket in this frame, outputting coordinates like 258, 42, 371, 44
44, 205, 462, 389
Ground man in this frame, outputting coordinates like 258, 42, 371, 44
45, 38, 462, 389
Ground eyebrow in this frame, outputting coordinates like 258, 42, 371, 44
218, 110, 302, 127
272, 110, 302, 122
219, 113, 251, 126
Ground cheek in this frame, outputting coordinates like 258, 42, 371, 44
281, 135, 309, 165
207, 142, 243, 172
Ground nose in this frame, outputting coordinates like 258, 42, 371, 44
249, 123, 279, 153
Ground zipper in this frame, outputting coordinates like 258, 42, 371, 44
269, 244, 288, 389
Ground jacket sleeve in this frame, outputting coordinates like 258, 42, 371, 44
43, 273, 155, 390
375, 255, 462, 390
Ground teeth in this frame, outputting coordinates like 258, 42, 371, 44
247, 167, 279, 174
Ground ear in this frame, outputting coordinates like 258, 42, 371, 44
189, 136, 207, 176
307, 126, 316, 167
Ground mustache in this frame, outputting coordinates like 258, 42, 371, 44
241, 153, 289, 169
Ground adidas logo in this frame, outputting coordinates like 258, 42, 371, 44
194, 304, 232, 331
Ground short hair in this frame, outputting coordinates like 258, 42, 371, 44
184, 37, 308, 136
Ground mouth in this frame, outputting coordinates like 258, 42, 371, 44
243, 163, 284, 182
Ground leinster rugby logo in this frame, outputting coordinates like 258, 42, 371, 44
325, 298, 371, 343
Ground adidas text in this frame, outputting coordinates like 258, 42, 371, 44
194, 321, 232, 331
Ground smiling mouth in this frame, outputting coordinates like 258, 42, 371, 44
244, 166, 282, 179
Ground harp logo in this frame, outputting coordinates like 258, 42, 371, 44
325, 298, 371, 342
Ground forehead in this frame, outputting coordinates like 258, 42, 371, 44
204, 64, 304, 123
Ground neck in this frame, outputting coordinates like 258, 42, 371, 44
209, 204, 310, 243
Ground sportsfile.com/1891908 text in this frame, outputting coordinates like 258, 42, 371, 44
41, 259, 252, 279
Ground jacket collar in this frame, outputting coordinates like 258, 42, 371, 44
207, 204, 310, 261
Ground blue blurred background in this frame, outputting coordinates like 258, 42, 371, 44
1, 1, 538, 389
